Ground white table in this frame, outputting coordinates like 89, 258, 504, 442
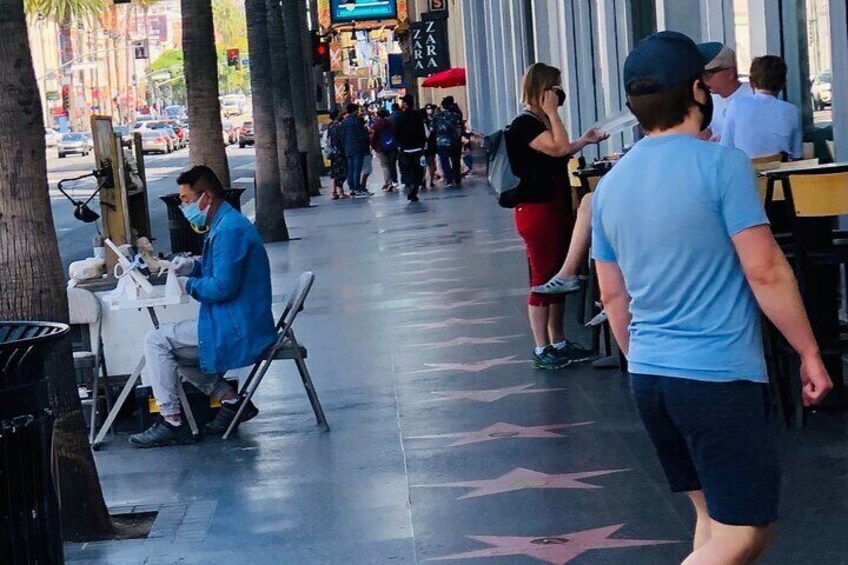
91, 288, 198, 449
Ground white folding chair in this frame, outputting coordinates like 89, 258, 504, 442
223, 272, 328, 439
67, 287, 112, 443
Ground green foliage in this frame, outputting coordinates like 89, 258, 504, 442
212, 0, 249, 95
150, 48, 186, 104
24, 0, 105, 22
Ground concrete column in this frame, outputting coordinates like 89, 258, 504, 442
829, 0, 848, 160
746, 0, 782, 55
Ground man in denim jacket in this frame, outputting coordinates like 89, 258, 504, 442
130, 166, 277, 448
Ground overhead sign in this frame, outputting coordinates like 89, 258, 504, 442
330, 0, 398, 24
428, 0, 447, 12
410, 19, 450, 77
387, 53, 404, 88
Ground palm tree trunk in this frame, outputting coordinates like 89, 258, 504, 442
266, 0, 308, 208
297, 0, 324, 194
181, 0, 230, 186
0, 0, 113, 541
245, 0, 289, 241
281, 0, 320, 196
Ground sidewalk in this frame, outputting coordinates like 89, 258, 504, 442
67, 175, 848, 564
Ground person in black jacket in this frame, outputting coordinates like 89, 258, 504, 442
340, 103, 372, 196
394, 94, 427, 202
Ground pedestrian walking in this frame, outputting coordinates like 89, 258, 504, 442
431, 97, 464, 188
593, 31, 832, 563
394, 94, 427, 203
340, 103, 372, 197
371, 108, 399, 191
423, 103, 440, 189
505, 62, 606, 370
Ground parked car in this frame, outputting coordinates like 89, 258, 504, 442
45, 128, 61, 147
221, 119, 239, 145
239, 121, 255, 148
113, 125, 133, 147
57, 132, 90, 158
163, 105, 186, 120
135, 121, 178, 152
163, 120, 188, 148
811, 69, 832, 110
139, 129, 170, 154
221, 95, 243, 117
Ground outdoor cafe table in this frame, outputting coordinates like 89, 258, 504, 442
761, 163, 848, 393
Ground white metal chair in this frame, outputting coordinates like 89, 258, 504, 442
223, 271, 328, 439
67, 287, 112, 443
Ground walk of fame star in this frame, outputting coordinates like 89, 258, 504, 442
428, 524, 681, 563
399, 317, 505, 330
412, 467, 629, 499
408, 421, 593, 447
404, 335, 524, 349
406, 356, 527, 374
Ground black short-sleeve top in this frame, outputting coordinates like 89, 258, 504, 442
505, 112, 571, 203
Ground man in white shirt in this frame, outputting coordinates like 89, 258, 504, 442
721, 55, 803, 160
697, 42, 753, 141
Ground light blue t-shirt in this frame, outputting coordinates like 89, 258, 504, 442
721, 92, 803, 160
592, 134, 769, 383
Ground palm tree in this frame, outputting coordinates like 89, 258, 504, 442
245, 0, 289, 241
281, 0, 320, 196
180, 0, 230, 186
2, 0, 113, 541
25, 0, 104, 129
266, 0, 308, 208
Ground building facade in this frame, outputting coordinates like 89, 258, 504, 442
460, 0, 848, 163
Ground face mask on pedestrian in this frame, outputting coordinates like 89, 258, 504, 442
694, 80, 713, 131
180, 192, 210, 234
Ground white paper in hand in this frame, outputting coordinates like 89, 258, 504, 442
592, 110, 639, 136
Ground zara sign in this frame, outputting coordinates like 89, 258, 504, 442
410, 19, 450, 78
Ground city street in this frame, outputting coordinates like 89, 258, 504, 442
49, 143, 258, 270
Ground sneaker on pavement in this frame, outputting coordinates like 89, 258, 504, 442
204, 398, 260, 434
129, 418, 194, 448
533, 346, 571, 370
555, 340, 595, 364
531, 276, 581, 295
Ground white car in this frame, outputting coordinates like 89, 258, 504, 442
45, 128, 61, 147
57, 133, 90, 158
139, 129, 170, 154
811, 70, 832, 110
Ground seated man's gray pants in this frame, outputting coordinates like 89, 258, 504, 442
142, 320, 232, 418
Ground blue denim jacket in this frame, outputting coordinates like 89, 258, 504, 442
185, 202, 276, 373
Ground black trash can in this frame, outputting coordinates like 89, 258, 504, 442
0, 321, 69, 565
160, 188, 246, 255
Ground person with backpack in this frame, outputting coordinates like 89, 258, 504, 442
431, 97, 464, 188
371, 108, 399, 192
504, 62, 606, 370
340, 103, 372, 197
395, 94, 428, 203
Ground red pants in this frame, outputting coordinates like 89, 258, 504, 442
514, 184, 573, 307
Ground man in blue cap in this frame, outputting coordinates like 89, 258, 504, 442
592, 31, 832, 563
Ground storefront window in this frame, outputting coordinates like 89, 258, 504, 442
807, 0, 833, 132
732, 0, 752, 79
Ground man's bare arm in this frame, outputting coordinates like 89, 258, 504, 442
596, 260, 631, 356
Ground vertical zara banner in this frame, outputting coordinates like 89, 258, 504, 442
410, 19, 450, 78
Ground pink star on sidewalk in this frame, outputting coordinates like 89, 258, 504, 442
407, 356, 527, 374
400, 317, 505, 330
405, 335, 524, 349
409, 421, 593, 447
429, 524, 681, 564
426, 383, 566, 402
413, 467, 629, 499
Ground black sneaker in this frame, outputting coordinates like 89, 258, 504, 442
533, 346, 571, 370
555, 341, 595, 364
204, 398, 260, 434
129, 418, 194, 448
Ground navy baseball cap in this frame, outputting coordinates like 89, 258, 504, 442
623, 31, 707, 95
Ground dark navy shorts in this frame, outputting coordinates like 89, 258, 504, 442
630, 373, 780, 527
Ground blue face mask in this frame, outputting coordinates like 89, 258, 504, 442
180, 193, 209, 232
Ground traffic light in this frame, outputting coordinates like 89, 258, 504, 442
61, 85, 70, 114
226, 48, 240, 68
311, 33, 331, 72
